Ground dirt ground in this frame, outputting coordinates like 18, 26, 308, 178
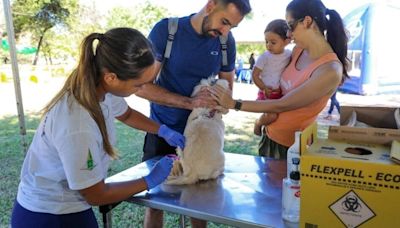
1, 78, 399, 128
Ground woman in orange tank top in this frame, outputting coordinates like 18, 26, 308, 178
212, 0, 349, 158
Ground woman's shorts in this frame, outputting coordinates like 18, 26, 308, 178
258, 133, 289, 159
11, 200, 98, 228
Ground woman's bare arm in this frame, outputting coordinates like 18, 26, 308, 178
79, 178, 148, 206
212, 61, 342, 113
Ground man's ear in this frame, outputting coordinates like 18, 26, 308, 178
205, 0, 217, 14
103, 72, 117, 85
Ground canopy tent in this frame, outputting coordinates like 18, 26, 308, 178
2, 0, 28, 153
339, 2, 400, 95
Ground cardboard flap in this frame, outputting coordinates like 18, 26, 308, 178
391, 140, 400, 164
300, 122, 318, 155
329, 125, 400, 145
340, 106, 398, 129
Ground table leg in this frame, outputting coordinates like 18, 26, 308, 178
179, 214, 186, 228
100, 205, 113, 228
99, 202, 121, 228
103, 210, 112, 228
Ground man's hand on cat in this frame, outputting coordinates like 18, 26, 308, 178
191, 87, 218, 109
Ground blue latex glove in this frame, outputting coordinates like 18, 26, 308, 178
158, 124, 185, 149
143, 156, 173, 190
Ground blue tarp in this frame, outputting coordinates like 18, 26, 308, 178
339, 2, 400, 95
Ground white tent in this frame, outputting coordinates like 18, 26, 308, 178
2, 0, 28, 153
340, 1, 400, 94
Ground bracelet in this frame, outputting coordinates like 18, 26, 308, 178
234, 99, 242, 111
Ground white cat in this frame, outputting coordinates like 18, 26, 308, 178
165, 77, 229, 185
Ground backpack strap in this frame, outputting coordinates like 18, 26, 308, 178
163, 17, 227, 66
219, 35, 228, 66
164, 17, 179, 59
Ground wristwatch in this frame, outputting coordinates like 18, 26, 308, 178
234, 99, 242, 111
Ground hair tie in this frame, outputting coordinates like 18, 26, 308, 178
96, 33, 105, 42
325, 8, 331, 15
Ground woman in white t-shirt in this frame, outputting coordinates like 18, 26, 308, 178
11, 28, 185, 227
251, 19, 292, 136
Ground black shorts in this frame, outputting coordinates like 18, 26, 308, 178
142, 133, 177, 161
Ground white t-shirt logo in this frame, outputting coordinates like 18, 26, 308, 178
82, 149, 97, 171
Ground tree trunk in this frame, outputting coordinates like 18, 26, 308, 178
32, 35, 44, 65
48, 49, 53, 65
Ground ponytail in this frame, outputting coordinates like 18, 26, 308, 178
42, 32, 117, 158
42, 28, 154, 159
325, 9, 349, 82
74, 33, 116, 158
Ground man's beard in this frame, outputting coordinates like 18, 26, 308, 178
201, 16, 222, 38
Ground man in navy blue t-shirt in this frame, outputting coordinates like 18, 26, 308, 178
136, 0, 251, 227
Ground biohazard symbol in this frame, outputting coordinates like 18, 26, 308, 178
342, 195, 362, 212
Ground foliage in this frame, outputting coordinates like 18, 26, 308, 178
105, 1, 169, 36
9, 0, 167, 65
8, 2, 103, 65
105, 7, 136, 31
11, 0, 79, 64
49, 3, 103, 63
236, 43, 265, 62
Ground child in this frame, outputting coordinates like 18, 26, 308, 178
252, 19, 291, 136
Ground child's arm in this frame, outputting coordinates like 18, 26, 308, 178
252, 67, 267, 90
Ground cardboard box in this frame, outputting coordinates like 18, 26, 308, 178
391, 141, 400, 164
299, 123, 400, 228
340, 105, 400, 166
340, 106, 398, 130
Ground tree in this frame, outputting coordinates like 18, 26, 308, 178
236, 43, 265, 61
105, 1, 169, 36
12, 0, 78, 65
60, 3, 103, 61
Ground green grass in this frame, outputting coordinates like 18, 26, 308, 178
0, 113, 264, 227
0, 114, 40, 226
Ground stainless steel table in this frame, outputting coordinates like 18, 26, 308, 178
100, 153, 297, 228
